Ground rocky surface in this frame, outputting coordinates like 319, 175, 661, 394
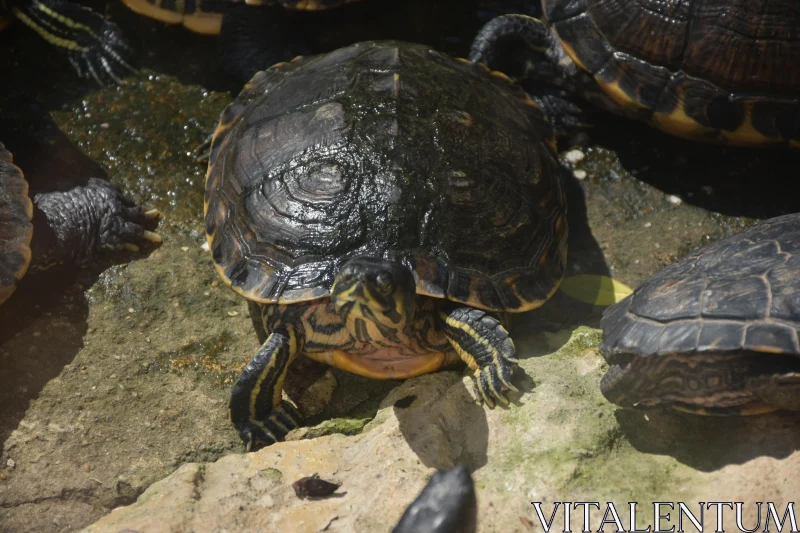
1, 1, 800, 532
80, 327, 800, 532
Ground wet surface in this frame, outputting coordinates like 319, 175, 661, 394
0, 0, 799, 530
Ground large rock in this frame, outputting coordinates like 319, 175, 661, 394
82, 327, 800, 532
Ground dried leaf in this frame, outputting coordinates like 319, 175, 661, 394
559, 274, 633, 307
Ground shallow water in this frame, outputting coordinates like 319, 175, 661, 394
1, 0, 799, 530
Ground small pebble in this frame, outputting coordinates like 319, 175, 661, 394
573, 169, 587, 180
564, 148, 585, 163
128, 308, 135, 314
181, 246, 189, 252
211, 280, 220, 287
201, 242, 210, 252
82, 464, 91, 472
6, 459, 15, 468
666, 194, 682, 205
114, 355, 121, 360
1, 472, 7, 480
644, 222, 652, 228
100, 123, 109, 129
227, 311, 239, 317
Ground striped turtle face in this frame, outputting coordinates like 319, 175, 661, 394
331, 257, 417, 347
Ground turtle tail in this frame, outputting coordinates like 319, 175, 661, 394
10, 0, 137, 84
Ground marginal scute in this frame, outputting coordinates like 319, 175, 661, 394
0, 143, 33, 306
205, 41, 567, 311
744, 324, 799, 355
696, 321, 746, 353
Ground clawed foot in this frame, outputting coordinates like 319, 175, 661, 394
473, 331, 519, 408
68, 16, 138, 85
444, 308, 520, 408
87, 178, 161, 255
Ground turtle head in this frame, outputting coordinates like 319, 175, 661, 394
332, 257, 417, 345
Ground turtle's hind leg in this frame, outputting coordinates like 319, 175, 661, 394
10, 0, 137, 84
229, 315, 304, 451
441, 308, 519, 408
30, 178, 161, 269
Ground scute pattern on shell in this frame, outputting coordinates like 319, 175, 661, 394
547, 0, 800, 96
544, 0, 800, 144
205, 41, 568, 311
601, 213, 800, 362
0, 143, 34, 305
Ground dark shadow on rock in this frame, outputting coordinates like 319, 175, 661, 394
108, 0, 520, 93
580, 114, 800, 220
0, 110, 161, 454
392, 373, 490, 472
513, 169, 611, 344
615, 407, 800, 472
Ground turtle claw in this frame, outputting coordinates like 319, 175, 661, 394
142, 230, 162, 243
193, 134, 214, 163
144, 209, 161, 220
123, 243, 140, 252
474, 356, 517, 408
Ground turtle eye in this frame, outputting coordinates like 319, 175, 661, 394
375, 273, 394, 294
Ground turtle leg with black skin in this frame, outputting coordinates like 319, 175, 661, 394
5, 0, 136, 84
29, 178, 161, 269
468, 14, 594, 134
229, 305, 307, 451
440, 308, 519, 408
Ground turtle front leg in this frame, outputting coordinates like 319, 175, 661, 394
30, 178, 161, 270
441, 308, 519, 408
229, 323, 304, 451
13, 0, 137, 84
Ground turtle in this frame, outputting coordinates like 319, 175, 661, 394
600, 213, 800, 415
393, 464, 477, 533
0, 142, 161, 306
0, 0, 136, 84
468, 1, 800, 147
122, 0, 369, 82
204, 40, 569, 450
121, 0, 364, 35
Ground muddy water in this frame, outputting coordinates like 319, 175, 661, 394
1, 0, 799, 530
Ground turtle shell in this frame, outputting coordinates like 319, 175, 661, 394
205, 41, 568, 312
601, 213, 800, 363
0, 143, 33, 305
544, 0, 800, 146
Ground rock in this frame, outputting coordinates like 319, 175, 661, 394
563, 149, 585, 164
80, 327, 800, 533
